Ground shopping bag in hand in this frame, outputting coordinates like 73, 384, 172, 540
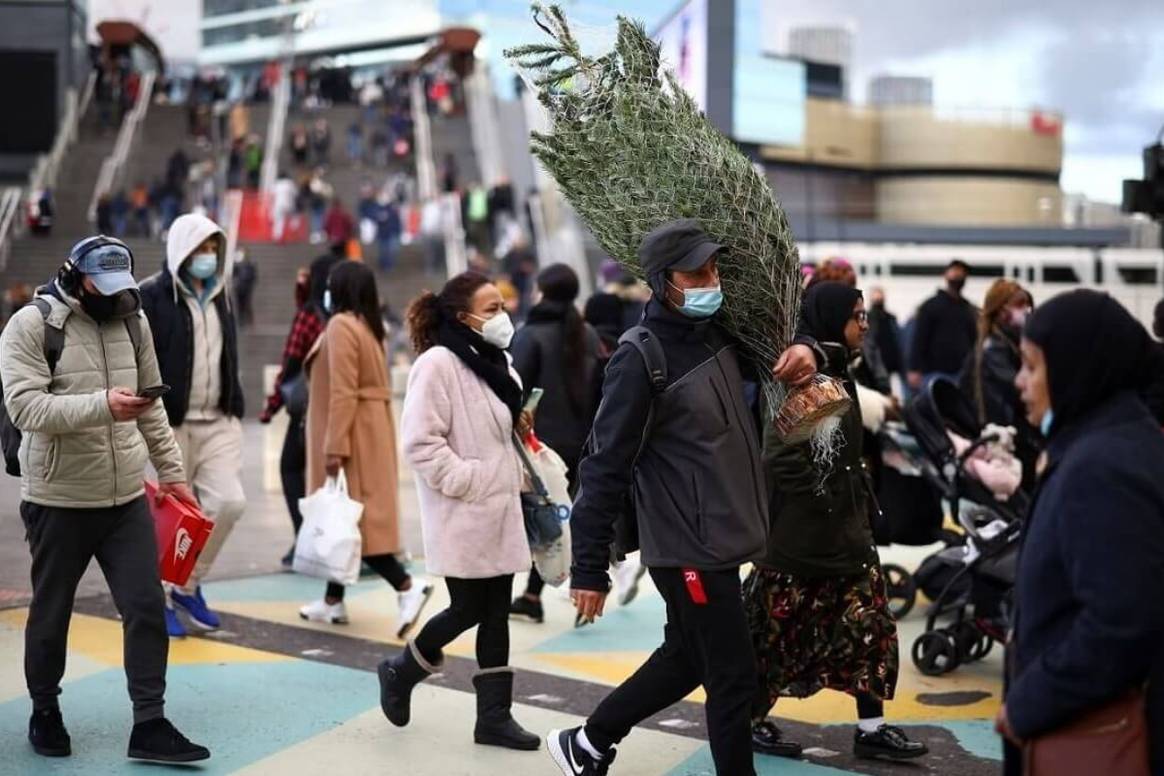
145, 480, 214, 587
517, 434, 572, 587
293, 470, 363, 586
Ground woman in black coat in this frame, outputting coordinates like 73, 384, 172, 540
959, 278, 1039, 491
746, 282, 928, 762
507, 264, 602, 623
998, 290, 1164, 775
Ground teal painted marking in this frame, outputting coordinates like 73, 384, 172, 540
937, 720, 1003, 761
532, 593, 667, 653
0, 660, 376, 774
202, 569, 412, 603
668, 747, 862, 775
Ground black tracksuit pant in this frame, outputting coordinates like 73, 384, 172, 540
585, 567, 756, 776
22, 497, 168, 723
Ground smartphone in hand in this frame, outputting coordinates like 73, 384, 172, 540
138, 384, 171, 400
523, 387, 545, 413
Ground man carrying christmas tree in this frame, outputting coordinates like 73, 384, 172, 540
551, 219, 817, 776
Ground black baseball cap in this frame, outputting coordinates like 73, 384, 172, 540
638, 219, 723, 278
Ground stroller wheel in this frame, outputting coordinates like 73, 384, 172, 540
969, 633, 994, 662
912, 630, 962, 676
881, 564, 917, 620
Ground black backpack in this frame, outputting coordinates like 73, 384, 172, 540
586, 325, 667, 560
0, 299, 142, 477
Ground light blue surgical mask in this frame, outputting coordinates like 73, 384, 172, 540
1039, 408, 1054, 437
670, 282, 723, 318
186, 252, 218, 280
322, 289, 333, 314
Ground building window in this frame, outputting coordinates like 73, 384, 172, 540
204, 0, 283, 17
203, 18, 285, 47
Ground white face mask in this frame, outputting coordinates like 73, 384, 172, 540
468, 311, 515, 349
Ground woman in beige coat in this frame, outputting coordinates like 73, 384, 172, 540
298, 261, 433, 638
378, 272, 539, 753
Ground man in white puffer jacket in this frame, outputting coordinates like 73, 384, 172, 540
0, 235, 210, 764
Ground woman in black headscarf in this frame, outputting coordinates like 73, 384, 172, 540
997, 290, 1164, 776
745, 282, 929, 762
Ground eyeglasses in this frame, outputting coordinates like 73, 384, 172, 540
852, 310, 868, 325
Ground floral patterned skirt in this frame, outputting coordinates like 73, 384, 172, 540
743, 563, 899, 706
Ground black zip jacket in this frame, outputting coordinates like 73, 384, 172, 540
570, 300, 772, 592
139, 269, 244, 426
909, 289, 977, 375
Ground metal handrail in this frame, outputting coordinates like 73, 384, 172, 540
88, 70, 157, 222
260, 66, 290, 196
0, 186, 24, 272
410, 74, 437, 201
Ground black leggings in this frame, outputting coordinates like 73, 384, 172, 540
414, 575, 513, 669
760, 691, 883, 722
325, 554, 410, 602
279, 414, 306, 536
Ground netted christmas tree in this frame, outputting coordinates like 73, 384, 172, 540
506, 3, 804, 411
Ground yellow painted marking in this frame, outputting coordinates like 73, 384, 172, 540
0, 609, 292, 666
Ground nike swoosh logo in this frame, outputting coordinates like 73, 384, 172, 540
565, 739, 585, 775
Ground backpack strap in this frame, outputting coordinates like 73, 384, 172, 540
618, 325, 667, 394
29, 299, 65, 376
123, 313, 144, 359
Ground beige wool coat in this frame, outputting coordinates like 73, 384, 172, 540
305, 313, 400, 556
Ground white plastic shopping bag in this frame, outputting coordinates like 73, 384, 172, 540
358, 217, 377, 246
524, 438, 572, 587
293, 470, 364, 585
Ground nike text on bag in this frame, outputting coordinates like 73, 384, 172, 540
146, 480, 214, 587
293, 469, 364, 586
1, 299, 143, 476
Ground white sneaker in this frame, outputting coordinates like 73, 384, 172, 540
299, 599, 349, 625
396, 580, 434, 639
614, 556, 648, 607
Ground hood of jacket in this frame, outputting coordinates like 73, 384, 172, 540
165, 212, 230, 304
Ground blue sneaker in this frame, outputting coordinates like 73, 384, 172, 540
164, 606, 187, 639
170, 588, 220, 631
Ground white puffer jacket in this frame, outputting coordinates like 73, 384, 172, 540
0, 284, 185, 508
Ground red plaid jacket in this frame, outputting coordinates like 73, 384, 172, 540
263, 307, 325, 417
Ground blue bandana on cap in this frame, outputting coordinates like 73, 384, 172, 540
73, 242, 137, 295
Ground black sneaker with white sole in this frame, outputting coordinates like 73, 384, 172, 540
853, 724, 928, 761
127, 718, 210, 764
547, 727, 616, 775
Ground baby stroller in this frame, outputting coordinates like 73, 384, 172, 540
871, 421, 948, 619
901, 378, 1026, 676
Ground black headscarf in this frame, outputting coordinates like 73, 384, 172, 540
435, 319, 524, 424
800, 282, 863, 345
1025, 290, 1153, 435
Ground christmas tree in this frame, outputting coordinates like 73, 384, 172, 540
506, 3, 804, 410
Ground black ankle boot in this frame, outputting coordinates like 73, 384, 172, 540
29, 707, 71, 757
472, 669, 540, 751
127, 718, 210, 763
378, 642, 440, 727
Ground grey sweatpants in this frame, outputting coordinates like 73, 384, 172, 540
21, 497, 168, 723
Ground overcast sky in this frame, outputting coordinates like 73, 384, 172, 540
761, 0, 1164, 204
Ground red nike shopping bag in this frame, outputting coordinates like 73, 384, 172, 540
144, 481, 214, 587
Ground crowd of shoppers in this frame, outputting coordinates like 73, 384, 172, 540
5, 200, 1164, 775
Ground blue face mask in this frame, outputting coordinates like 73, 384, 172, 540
670, 282, 724, 318
186, 252, 218, 280
322, 289, 333, 314
1039, 408, 1054, 437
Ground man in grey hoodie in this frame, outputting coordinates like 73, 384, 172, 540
139, 213, 246, 638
